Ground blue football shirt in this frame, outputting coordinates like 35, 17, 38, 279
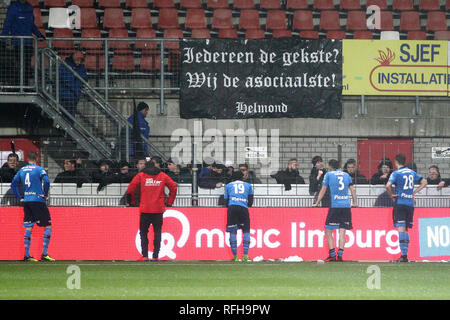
11, 164, 50, 203
388, 167, 422, 207
224, 180, 253, 208
322, 170, 353, 208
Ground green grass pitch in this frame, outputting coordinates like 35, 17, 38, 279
0, 261, 449, 300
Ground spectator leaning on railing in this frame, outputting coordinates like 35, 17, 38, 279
343, 158, 368, 185
271, 158, 305, 190
370, 158, 393, 185
53, 159, 91, 188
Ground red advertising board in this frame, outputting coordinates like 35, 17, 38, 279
0, 207, 449, 261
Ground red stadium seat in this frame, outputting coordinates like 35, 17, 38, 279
163, 28, 183, 50
191, 28, 211, 38
292, 10, 314, 30
218, 28, 238, 38
366, 0, 387, 10
299, 30, 319, 39
103, 8, 125, 29
157, 8, 179, 29
286, 0, 308, 10
340, 0, 362, 10
126, 0, 149, 8
84, 54, 105, 71
239, 9, 260, 30
207, 0, 229, 9
44, 0, 66, 7
135, 28, 158, 52
233, 0, 255, 9
80, 8, 98, 29
185, 9, 207, 29
407, 31, 426, 40
212, 9, 233, 29
245, 29, 265, 39
418, 0, 441, 11
98, 0, 121, 8
259, 0, 281, 10
353, 31, 373, 39
52, 28, 74, 53
180, 0, 202, 9
33, 8, 42, 28
393, 0, 414, 11
272, 29, 292, 38
426, 11, 447, 31
131, 8, 152, 29
346, 11, 367, 31
112, 55, 135, 71
434, 31, 450, 40
326, 30, 346, 39
399, 11, 421, 31
265, 10, 287, 30
313, 0, 335, 10
140, 55, 161, 71
108, 28, 132, 53
153, 0, 175, 8
319, 10, 341, 30
80, 29, 102, 53
379, 11, 394, 30
71, 0, 94, 7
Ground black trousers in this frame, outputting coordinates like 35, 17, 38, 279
139, 213, 163, 259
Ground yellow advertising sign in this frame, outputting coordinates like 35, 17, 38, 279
342, 40, 449, 96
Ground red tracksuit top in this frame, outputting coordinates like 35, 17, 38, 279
126, 166, 177, 213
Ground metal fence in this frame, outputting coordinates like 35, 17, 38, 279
1, 183, 449, 208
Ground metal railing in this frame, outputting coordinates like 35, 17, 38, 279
1, 183, 449, 208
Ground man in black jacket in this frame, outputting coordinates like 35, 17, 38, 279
54, 159, 91, 188
0, 153, 19, 183
343, 158, 368, 185
271, 158, 305, 190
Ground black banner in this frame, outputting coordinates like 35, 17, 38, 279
180, 38, 342, 119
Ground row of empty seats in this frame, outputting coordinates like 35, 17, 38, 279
26, 0, 450, 12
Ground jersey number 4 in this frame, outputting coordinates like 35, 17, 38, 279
24, 173, 31, 188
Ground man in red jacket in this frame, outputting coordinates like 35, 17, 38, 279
126, 161, 177, 261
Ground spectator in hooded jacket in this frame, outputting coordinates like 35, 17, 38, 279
58, 51, 88, 120
1, 0, 46, 87
127, 102, 150, 158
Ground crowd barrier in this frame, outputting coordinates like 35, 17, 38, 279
1, 183, 450, 208
1, 207, 449, 261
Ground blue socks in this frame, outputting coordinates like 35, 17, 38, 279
229, 232, 237, 256
337, 248, 344, 258
399, 231, 409, 256
24, 229, 32, 257
42, 228, 52, 256
243, 232, 250, 255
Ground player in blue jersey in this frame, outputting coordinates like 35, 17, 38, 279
313, 159, 358, 262
223, 171, 254, 262
11, 151, 55, 262
386, 154, 427, 262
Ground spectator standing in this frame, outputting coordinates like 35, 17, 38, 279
0, 153, 19, 183
53, 159, 91, 188
370, 158, 393, 185
128, 102, 150, 158
58, 51, 88, 119
309, 156, 329, 207
343, 158, 368, 184
91, 159, 114, 184
1, 0, 45, 87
